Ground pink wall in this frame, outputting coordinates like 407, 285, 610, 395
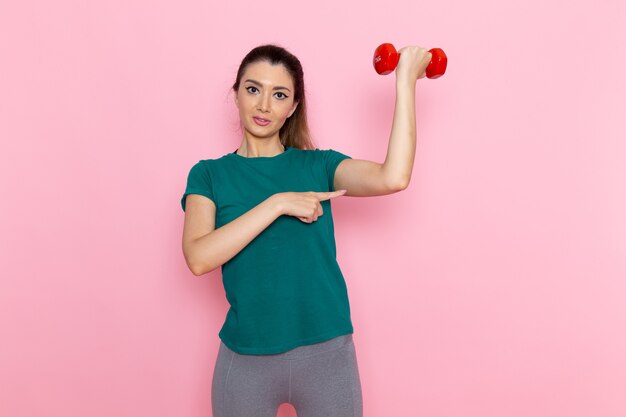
1, 0, 624, 416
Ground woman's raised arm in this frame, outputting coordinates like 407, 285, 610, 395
333, 46, 432, 196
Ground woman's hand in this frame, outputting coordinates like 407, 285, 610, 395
271, 190, 347, 223
395, 45, 433, 83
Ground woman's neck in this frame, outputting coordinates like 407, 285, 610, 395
236, 140, 285, 158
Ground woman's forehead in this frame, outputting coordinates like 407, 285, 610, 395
243, 61, 293, 88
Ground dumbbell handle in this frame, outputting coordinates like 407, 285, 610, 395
373, 43, 447, 79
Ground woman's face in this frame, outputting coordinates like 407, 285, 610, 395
235, 60, 299, 140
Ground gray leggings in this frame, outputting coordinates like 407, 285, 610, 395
211, 333, 363, 417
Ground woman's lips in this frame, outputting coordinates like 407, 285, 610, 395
253, 117, 270, 126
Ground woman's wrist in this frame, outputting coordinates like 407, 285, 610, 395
396, 73, 417, 89
267, 193, 285, 217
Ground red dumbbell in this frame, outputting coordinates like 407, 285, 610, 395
373, 43, 447, 79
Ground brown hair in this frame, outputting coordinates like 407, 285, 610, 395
232, 44, 315, 150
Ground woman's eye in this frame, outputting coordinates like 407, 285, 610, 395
245, 86, 288, 100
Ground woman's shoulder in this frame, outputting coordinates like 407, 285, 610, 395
304, 147, 352, 159
194, 151, 234, 164
185, 153, 231, 177
293, 147, 333, 154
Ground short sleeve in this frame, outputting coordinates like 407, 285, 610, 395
319, 148, 352, 191
181, 160, 215, 212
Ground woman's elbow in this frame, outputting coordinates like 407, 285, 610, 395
187, 255, 217, 276
393, 176, 410, 191
183, 248, 212, 276
189, 263, 204, 276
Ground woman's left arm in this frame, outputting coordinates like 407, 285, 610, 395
334, 46, 433, 197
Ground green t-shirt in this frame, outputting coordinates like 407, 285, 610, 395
181, 146, 354, 355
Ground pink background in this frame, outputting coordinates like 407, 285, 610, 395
1, 0, 625, 416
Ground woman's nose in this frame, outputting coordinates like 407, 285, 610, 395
257, 93, 271, 112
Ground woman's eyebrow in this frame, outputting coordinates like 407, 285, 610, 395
244, 79, 291, 92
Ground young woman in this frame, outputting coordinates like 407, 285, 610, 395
181, 43, 431, 417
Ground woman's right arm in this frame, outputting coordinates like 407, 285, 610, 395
182, 193, 284, 276
181, 190, 346, 276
